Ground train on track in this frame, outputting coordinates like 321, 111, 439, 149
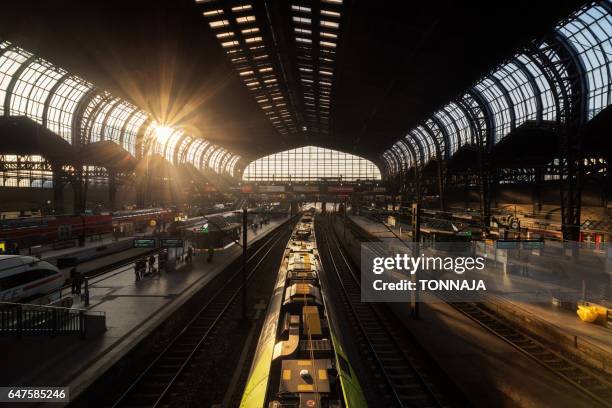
0, 208, 174, 249
241, 212, 367, 408
0, 255, 65, 303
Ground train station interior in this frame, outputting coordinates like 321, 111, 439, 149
0, 0, 610, 407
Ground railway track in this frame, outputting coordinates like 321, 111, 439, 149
450, 301, 612, 408
316, 217, 448, 408
110, 220, 295, 408
339, 214, 612, 407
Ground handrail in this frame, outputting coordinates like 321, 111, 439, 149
0, 301, 105, 316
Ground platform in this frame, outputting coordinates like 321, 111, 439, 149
0, 215, 290, 402
347, 214, 612, 371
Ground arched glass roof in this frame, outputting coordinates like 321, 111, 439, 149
0, 39, 240, 175
382, 1, 612, 174
243, 145, 381, 181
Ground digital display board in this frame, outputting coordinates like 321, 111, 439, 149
133, 238, 156, 248
160, 238, 184, 248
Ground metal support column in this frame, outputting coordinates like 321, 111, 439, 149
533, 166, 543, 216
242, 208, 248, 320
108, 168, 117, 212
560, 126, 582, 242
51, 162, 64, 215
411, 202, 421, 319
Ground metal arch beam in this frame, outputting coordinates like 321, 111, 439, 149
487, 72, 517, 134
555, 25, 596, 124
420, 121, 446, 210
231, 156, 242, 177
199, 143, 217, 170
99, 98, 122, 142
601, 1, 612, 108
135, 118, 153, 160
0, 43, 14, 60
218, 150, 232, 174
179, 136, 198, 165
386, 148, 403, 180
71, 88, 99, 147
426, 117, 450, 159
464, 89, 495, 151
460, 90, 494, 229
437, 105, 464, 152
3, 54, 36, 114
81, 93, 113, 146
171, 133, 189, 165
512, 56, 544, 122
224, 153, 236, 174
380, 152, 393, 176
118, 107, 140, 152
551, 23, 591, 241
41, 72, 70, 129
399, 138, 419, 172
218, 148, 229, 174
420, 121, 443, 160
383, 149, 399, 175
392, 141, 411, 174
405, 132, 426, 166
524, 46, 565, 124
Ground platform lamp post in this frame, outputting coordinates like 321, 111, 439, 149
242, 208, 248, 320
411, 202, 421, 319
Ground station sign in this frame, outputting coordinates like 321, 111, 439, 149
259, 185, 286, 193
496, 239, 543, 250
133, 238, 156, 248
522, 239, 544, 249
241, 185, 254, 193
496, 240, 520, 249
293, 185, 320, 192
328, 186, 354, 193
160, 238, 184, 248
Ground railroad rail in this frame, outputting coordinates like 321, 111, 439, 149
343, 214, 612, 407
110, 220, 295, 407
316, 216, 448, 408
450, 301, 612, 408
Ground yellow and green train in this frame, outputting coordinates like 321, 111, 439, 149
240, 213, 367, 408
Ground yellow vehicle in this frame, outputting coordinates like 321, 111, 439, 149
241, 215, 367, 408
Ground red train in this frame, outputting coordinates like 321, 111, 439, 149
0, 208, 174, 250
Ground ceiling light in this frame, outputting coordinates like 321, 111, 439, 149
320, 20, 339, 28
209, 20, 230, 28
293, 16, 312, 24
203, 9, 224, 17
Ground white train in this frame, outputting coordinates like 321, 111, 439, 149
0, 255, 65, 303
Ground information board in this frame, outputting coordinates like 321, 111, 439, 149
133, 238, 156, 248
160, 238, 184, 248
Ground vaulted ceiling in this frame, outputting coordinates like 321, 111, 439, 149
0, 0, 587, 163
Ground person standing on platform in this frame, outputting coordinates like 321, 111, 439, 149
70, 267, 78, 294
83, 277, 90, 306
148, 254, 155, 274
186, 246, 193, 265
75, 271, 82, 295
